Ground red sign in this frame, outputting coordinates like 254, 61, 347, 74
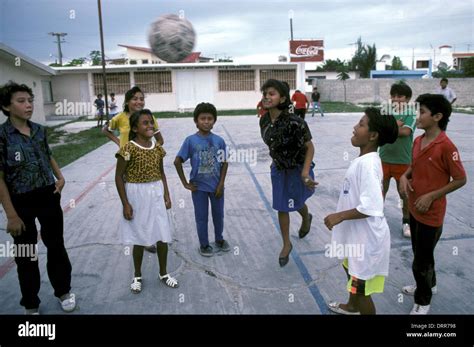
289, 40, 324, 62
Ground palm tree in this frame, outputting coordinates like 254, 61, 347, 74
350, 37, 377, 78
337, 66, 350, 103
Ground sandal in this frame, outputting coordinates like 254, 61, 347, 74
131, 277, 142, 293
328, 301, 360, 315
299, 213, 313, 239
159, 274, 179, 288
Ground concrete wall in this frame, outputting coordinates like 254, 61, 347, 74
0, 58, 50, 123
314, 78, 474, 106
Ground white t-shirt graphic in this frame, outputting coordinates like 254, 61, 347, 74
330, 152, 391, 280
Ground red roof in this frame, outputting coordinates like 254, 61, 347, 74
179, 52, 201, 63
118, 44, 152, 53
439, 45, 452, 49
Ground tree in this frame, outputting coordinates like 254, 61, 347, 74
89, 50, 102, 65
316, 58, 347, 72
64, 57, 87, 67
337, 65, 350, 103
350, 37, 377, 78
462, 57, 474, 77
389, 56, 406, 70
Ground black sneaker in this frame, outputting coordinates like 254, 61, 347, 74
215, 240, 230, 252
199, 245, 214, 257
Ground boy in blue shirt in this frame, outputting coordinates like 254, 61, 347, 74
174, 103, 229, 257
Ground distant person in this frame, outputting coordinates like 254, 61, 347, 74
94, 94, 105, 127
379, 82, 416, 238
436, 78, 457, 105
311, 87, 324, 117
108, 93, 119, 120
103, 86, 163, 253
0, 81, 76, 314
325, 108, 398, 315
291, 89, 309, 119
260, 79, 317, 267
400, 94, 466, 315
256, 99, 266, 118
115, 109, 179, 293
174, 102, 230, 257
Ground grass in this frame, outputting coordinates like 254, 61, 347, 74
48, 125, 109, 168
453, 107, 474, 114
153, 103, 367, 118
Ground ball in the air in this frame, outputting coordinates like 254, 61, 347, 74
148, 14, 196, 63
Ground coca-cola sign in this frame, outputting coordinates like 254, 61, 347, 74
289, 40, 324, 62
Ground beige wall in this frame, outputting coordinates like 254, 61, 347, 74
315, 78, 474, 106
0, 59, 51, 124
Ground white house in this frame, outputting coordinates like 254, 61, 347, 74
0, 43, 56, 124
52, 62, 298, 113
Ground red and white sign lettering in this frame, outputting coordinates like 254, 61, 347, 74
289, 40, 324, 62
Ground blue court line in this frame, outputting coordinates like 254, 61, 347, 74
221, 125, 329, 314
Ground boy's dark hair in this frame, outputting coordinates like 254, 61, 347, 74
97, 94, 103, 98
365, 107, 398, 146
260, 79, 291, 111
128, 109, 154, 141
110, 93, 115, 97
0, 81, 34, 117
390, 81, 412, 99
193, 102, 217, 122
440, 78, 448, 83
123, 86, 143, 112
415, 93, 451, 131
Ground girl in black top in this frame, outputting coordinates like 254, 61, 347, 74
259, 79, 318, 267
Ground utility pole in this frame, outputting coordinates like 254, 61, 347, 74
97, 0, 108, 128
48, 32, 67, 65
288, 10, 294, 40
411, 48, 414, 70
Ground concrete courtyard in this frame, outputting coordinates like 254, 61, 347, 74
0, 112, 472, 315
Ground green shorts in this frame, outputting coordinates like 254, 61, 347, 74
342, 258, 385, 296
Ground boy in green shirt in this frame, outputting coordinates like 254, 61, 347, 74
379, 82, 416, 238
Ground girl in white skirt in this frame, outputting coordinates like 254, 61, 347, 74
115, 109, 178, 293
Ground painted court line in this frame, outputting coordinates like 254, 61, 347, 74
0, 164, 116, 280
221, 125, 329, 314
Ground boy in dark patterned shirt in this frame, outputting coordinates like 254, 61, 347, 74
0, 81, 76, 314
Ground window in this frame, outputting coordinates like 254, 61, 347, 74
93, 73, 130, 95
416, 60, 429, 68
41, 80, 53, 103
218, 70, 255, 91
259, 69, 296, 89
142, 59, 148, 64
129, 60, 137, 65
134, 71, 172, 93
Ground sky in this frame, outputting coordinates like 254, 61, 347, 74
1, 0, 473, 68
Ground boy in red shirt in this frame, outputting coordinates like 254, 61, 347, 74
400, 94, 467, 315
291, 90, 308, 119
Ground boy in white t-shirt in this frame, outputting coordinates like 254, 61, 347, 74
324, 107, 398, 315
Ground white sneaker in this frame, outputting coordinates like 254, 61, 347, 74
59, 293, 76, 312
402, 223, 411, 238
410, 303, 430, 314
402, 284, 437, 296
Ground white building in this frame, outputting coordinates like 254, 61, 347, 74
52, 62, 298, 113
0, 43, 56, 123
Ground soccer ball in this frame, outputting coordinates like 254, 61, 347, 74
148, 14, 196, 63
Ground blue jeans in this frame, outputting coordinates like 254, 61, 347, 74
191, 190, 224, 247
311, 101, 324, 117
